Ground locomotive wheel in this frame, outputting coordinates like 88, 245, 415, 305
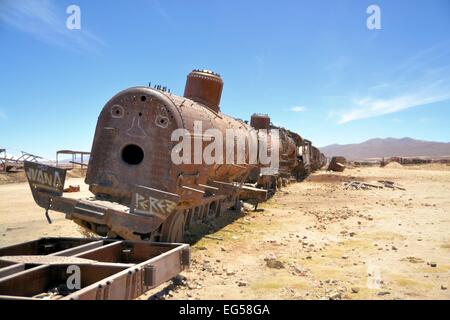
160, 212, 185, 243
276, 177, 282, 189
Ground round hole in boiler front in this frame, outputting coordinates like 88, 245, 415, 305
121, 144, 144, 165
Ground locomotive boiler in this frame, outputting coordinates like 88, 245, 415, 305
24, 69, 326, 243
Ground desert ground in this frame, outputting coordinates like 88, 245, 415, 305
1, 164, 449, 300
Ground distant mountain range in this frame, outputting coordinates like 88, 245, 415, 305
320, 138, 450, 160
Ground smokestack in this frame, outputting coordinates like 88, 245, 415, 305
250, 113, 271, 130
183, 69, 223, 113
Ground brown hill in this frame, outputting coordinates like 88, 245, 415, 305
320, 137, 450, 160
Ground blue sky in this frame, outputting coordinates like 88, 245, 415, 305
0, 0, 449, 159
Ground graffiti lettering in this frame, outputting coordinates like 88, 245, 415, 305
134, 193, 177, 216
26, 168, 63, 190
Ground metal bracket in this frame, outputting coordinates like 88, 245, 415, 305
143, 265, 157, 287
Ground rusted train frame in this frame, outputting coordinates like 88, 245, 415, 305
24, 161, 245, 242
22, 69, 325, 244
0, 237, 189, 300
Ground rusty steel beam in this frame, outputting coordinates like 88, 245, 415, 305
0, 237, 190, 300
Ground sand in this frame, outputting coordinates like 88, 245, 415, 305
1, 165, 449, 300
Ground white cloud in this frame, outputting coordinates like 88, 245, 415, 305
0, 0, 105, 53
338, 93, 450, 124
291, 106, 307, 112
335, 43, 450, 124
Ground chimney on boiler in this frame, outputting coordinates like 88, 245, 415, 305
250, 113, 271, 130
183, 69, 223, 113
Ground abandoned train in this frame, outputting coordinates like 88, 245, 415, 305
24, 69, 326, 242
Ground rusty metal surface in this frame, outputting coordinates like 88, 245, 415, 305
56, 150, 90, 168
0, 237, 190, 300
250, 113, 270, 130
1, 150, 43, 172
0, 255, 95, 265
328, 156, 347, 172
0, 238, 97, 257
24, 161, 66, 207
24, 69, 324, 243
183, 69, 223, 113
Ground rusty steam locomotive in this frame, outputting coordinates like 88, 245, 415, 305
24, 70, 326, 243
